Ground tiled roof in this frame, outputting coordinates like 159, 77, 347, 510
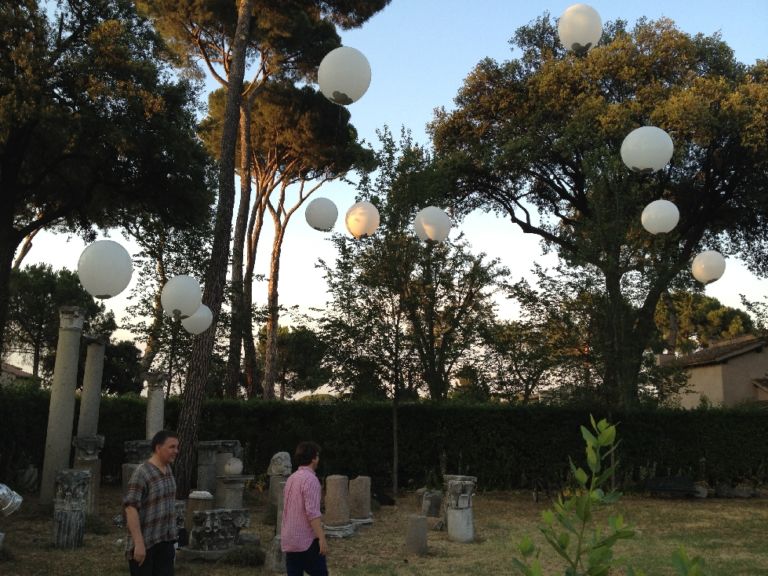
674, 335, 766, 368
1, 362, 34, 378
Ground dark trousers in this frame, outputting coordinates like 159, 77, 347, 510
285, 538, 328, 576
128, 541, 175, 576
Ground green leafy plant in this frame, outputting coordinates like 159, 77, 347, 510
513, 416, 707, 576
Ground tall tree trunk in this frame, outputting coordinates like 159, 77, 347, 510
0, 212, 21, 351
140, 239, 168, 374
12, 228, 40, 270
224, 105, 253, 398
174, 0, 252, 498
243, 183, 268, 398
262, 224, 286, 399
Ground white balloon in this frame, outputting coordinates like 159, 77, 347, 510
161, 275, 202, 318
77, 240, 133, 299
692, 250, 726, 285
641, 199, 679, 234
318, 46, 371, 105
305, 197, 338, 232
345, 201, 380, 239
181, 304, 213, 335
558, 4, 602, 53
621, 126, 674, 173
414, 206, 452, 242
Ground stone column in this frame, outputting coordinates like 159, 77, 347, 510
266, 479, 287, 573
76, 335, 107, 438
349, 475, 373, 525
445, 478, 476, 543
267, 452, 292, 509
53, 469, 90, 548
40, 307, 85, 505
185, 491, 214, 533
405, 515, 428, 555
73, 435, 104, 514
122, 440, 152, 495
145, 373, 166, 440
323, 475, 354, 538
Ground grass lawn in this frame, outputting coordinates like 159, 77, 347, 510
1, 484, 767, 575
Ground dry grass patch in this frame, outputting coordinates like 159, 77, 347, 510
1, 486, 767, 575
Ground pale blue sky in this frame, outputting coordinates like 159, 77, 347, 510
24, 1, 768, 340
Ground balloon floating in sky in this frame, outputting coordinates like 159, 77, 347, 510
305, 197, 338, 232
77, 240, 133, 299
345, 201, 380, 239
692, 250, 726, 285
318, 46, 371, 105
161, 274, 202, 319
181, 304, 213, 335
621, 126, 674, 173
558, 4, 602, 54
641, 199, 679, 234
413, 206, 452, 242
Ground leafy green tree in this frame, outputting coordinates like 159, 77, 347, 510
94, 340, 143, 396
139, 0, 390, 494
654, 292, 753, 354
430, 16, 768, 408
255, 324, 329, 400
4, 265, 114, 380
0, 0, 211, 349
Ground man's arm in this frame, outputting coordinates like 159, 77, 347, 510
125, 505, 146, 565
309, 516, 327, 556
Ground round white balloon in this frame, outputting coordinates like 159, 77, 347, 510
305, 197, 338, 232
692, 250, 726, 285
181, 304, 213, 335
414, 206, 452, 242
318, 46, 371, 105
641, 199, 679, 234
161, 275, 202, 318
345, 201, 380, 239
558, 4, 602, 53
621, 126, 674, 173
77, 240, 133, 299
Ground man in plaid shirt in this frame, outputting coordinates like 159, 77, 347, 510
124, 430, 179, 576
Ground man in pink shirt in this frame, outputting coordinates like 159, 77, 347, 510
281, 441, 328, 576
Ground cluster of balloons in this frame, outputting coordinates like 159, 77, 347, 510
558, 4, 726, 285
77, 240, 213, 335
306, 197, 452, 243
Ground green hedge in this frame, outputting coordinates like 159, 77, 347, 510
2, 386, 767, 491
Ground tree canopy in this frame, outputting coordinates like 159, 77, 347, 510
429, 16, 768, 407
0, 0, 213, 348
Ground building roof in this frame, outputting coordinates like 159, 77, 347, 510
674, 335, 766, 368
1, 362, 34, 379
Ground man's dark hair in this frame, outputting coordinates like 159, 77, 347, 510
151, 430, 179, 452
294, 441, 321, 467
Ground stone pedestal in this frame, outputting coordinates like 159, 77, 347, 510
53, 469, 90, 549
181, 509, 250, 561
323, 475, 355, 538
349, 475, 373, 526
405, 514, 428, 555
185, 491, 214, 532
266, 479, 287, 573
197, 440, 242, 494
445, 477, 476, 543
421, 489, 442, 518
122, 440, 152, 495
73, 435, 104, 514
215, 475, 254, 509
267, 452, 292, 508
40, 307, 84, 505
145, 376, 166, 440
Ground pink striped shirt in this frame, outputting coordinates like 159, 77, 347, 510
281, 466, 322, 552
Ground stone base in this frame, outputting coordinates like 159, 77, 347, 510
446, 507, 474, 543
323, 523, 356, 538
176, 547, 229, 562
266, 535, 286, 573
351, 516, 374, 527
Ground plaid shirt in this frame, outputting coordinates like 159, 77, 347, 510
123, 461, 177, 558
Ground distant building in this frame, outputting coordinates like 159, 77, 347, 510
670, 335, 768, 408
1, 362, 35, 387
